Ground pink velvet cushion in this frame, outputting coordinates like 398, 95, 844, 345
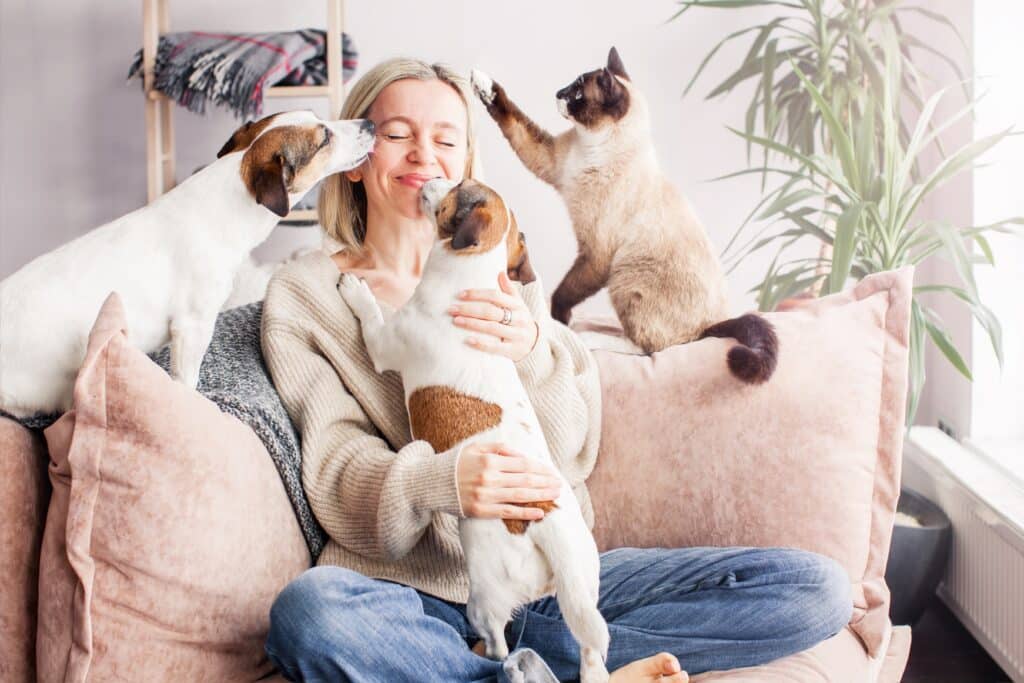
0, 417, 50, 683
583, 268, 912, 660
691, 625, 911, 682
36, 293, 311, 682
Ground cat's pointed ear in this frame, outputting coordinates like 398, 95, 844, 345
607, 46, 630, 81
598, 67, 624, 96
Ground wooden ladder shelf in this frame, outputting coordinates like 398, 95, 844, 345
141, 0, 346, 223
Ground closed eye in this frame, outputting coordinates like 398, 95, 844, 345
318, 127, 332, 149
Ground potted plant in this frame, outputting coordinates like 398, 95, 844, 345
672, 0, 1020, 627
672, 0, 1022, 425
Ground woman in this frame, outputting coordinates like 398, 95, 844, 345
261, 58, 852, 683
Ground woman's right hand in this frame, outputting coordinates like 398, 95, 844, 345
456, 442, 563, 520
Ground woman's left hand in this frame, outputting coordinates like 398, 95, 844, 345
449, 271, 540, 362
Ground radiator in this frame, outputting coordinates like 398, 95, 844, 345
903, 427, 1024, 682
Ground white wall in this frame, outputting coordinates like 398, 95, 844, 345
3, 1, 995, 433
903, 0, 977, 435
0, 0, 803, 321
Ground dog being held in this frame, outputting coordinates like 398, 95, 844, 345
471, 49, 778, 383
336, 177, 610, 682
0, 110, 374, 419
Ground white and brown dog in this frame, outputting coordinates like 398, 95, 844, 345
337, 178, 610, 682
0, 110, 374, 418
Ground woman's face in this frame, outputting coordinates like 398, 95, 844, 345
350, 78, 469, 220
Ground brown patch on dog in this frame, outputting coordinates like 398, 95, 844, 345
407, 385, 503, 453
239, 125, 330, 216
435, 180, 511, 256
433, 186, 460, 240
217, 113, 282, 158
503, 500, 559, 534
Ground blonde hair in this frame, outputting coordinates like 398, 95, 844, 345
319, 58, 478, 256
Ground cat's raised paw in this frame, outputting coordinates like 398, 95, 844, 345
471, 69, 496, 105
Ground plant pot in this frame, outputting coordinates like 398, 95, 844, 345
885, 487, 953, 626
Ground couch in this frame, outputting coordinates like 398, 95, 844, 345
1, 268, 914, 682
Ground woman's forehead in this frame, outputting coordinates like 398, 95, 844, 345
370, 78, 467, 130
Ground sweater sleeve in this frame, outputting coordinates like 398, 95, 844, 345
513, 277, 603, 491
261, 317, 464, 563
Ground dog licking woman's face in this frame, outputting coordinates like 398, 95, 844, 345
345, 78, 470, 221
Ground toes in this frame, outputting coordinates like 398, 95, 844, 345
654, 652, 681, 675
664, 673, 688, 683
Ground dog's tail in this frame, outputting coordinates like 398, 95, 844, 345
699, 313, 779, 384
529, 513, 610, 663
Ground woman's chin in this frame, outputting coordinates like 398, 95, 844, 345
396, 202, 427, 221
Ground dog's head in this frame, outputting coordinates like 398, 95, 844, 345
216, 110, 375, 217
419, 178, 535, 284
555, 47, 632, 130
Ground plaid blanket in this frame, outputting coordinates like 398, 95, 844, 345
128, 29, 358, 119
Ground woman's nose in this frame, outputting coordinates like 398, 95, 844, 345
408, 135, 436, 165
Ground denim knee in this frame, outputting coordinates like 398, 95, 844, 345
800, 552, 854, 639
267, 566, 382, 656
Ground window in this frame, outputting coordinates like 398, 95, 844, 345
968, 0, 1024, 478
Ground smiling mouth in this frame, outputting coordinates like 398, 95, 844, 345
398, 174, 443, 188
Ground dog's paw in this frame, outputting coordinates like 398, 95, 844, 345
337, 273, 380, 321
471, 69, 497, 106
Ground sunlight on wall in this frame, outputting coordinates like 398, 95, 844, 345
971, 0, 1024, 441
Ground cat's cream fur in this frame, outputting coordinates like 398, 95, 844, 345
471, 49, 777, 383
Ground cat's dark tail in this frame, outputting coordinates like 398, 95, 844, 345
699, 313, 779, 384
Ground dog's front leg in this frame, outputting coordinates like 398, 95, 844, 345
169, 311, 218, 389
337, 273, 401, 373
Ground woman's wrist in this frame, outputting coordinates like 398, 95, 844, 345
514, 321, 541, 362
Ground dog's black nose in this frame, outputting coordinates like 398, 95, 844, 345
360, 119, 375, 135
556, 85, 572, 100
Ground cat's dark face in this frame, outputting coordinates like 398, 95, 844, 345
556, 47, 631, 130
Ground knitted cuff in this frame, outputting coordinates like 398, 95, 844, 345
408, 442, 465, 518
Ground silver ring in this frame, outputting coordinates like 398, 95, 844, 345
500, 307, 513, 325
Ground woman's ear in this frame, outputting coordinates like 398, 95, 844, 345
345, 169, 363, 182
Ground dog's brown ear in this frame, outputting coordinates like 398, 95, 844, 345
218, 121, 255, 158
250, 154, 292, 217
607, 46, 630, 81
451, 206, 490, 250
507, 217, 536, 284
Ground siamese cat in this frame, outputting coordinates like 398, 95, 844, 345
471, 48, 778, 383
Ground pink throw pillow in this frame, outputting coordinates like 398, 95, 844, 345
583, 267, 912, 659
0, 417, 50, 683
36, 293, 310, 682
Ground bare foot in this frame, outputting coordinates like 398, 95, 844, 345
609, 652, 689, 682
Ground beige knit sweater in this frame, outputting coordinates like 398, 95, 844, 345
260, 250, 602, 602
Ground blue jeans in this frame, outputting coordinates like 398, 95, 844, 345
265, 546, 852, 682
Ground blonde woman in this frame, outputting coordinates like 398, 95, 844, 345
261, 58, 851, 682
